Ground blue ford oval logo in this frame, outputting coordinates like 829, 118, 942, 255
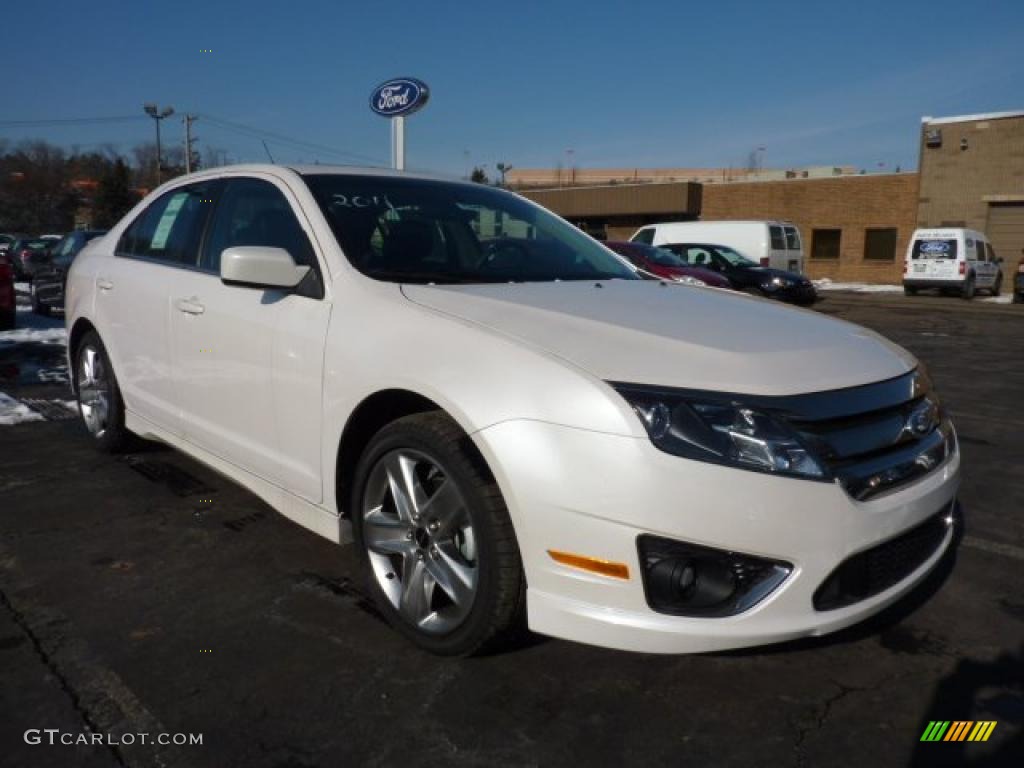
920, 240, 950, 254
370, 78, 430, 117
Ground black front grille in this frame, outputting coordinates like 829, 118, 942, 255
813, 509, 952, 611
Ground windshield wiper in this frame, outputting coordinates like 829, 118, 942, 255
364, 270, 491, 285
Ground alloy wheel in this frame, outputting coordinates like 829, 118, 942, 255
77, 344, 110, 437
361, 448, 479, 634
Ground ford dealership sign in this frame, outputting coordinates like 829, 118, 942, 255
370, 78, 430, 118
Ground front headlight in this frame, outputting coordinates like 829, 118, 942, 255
768, 276, 793, 289
613, 384, 828, 480
676, 276, 706, 287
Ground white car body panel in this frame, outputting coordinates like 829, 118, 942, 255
66, 164, 961, 654
903, 227, 1001, 290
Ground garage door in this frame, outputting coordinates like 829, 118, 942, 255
988, 203, 1024, 286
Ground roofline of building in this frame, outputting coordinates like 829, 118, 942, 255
921, 109, 1024, 125
517, 171, 917, 193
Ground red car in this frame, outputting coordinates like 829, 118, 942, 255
0, 261, 15, 330
604, 240, 732, 288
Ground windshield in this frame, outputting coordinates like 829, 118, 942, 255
641, 244, 690, 268
304, 174, 637, 284
664, 243, 758, 268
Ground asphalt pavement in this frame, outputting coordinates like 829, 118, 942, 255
0, 290, 1021, 768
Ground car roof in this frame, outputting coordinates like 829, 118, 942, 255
177, 162, 468, 186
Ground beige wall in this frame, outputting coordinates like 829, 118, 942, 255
702, 174, 920, 283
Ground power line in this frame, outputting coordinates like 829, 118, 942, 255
0, 116, 148, 127
198, 113, 383, 165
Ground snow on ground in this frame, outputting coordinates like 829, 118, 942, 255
0, 392, 44, 425
813, 279, 904, 294
813, 278, 1013, 303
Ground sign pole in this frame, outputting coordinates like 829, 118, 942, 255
392, 115, 405, 171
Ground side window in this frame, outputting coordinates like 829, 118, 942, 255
632, 228, 655, 245
202, 179, 317, 274
770, 226, 786, 250
976, 240, 987, 261
986, 242, 998, 262
117, 183, 216, 265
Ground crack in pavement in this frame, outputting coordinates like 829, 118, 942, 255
792, 680, 874, 768
0, 584, 128, 767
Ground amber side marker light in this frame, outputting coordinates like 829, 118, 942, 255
548, 550, 630, 580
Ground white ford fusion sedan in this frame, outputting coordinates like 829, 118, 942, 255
66, 165, 959, 656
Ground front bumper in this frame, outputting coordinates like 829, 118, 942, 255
474, 419, 960, 654
765, 282, 817, 304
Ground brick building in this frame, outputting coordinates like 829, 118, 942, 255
518, 109, 1024, 285
917, 110, 1024, 280
702, 174, 919, 283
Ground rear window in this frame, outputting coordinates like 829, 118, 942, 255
770, 226, 786, 250
784, 226, 801, 250
911, 239, 958, 259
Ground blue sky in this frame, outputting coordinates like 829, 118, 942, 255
4, 0, 1023, 175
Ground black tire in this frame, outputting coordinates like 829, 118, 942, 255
990, 274, 1002, 297
0, 310, 13, 331
1014, 292, 1022, 305
961, 276, 975, 300
904, 285, 917, 296
30, 283, 50, 316
74, 330, 132, 452
350, 412, 525, 656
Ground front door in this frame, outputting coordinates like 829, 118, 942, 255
169, 176, 331, 502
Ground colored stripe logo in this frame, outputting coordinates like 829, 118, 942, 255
920, 721, 997, 742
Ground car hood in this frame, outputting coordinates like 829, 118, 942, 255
401, 280, 915, 395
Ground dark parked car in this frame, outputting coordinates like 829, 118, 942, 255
603, 240, 732, 288
5, 237, 57, 281
1014, 255, 1024, 304
0, 261, 15, 330
31, 230, 107, 315
661, 242, 817, 305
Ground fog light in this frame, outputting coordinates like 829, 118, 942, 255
638, 535, 791, 617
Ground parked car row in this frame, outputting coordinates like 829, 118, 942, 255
0, 229, 108, 329
617, 220, 816, 305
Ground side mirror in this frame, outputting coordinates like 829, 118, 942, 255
220, 246, 310, 289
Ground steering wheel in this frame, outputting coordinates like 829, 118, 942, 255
479, 239, 531, 273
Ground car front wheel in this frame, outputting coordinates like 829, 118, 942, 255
351, 412, 525, 656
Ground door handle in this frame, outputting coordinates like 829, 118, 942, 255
175, 297, 205, 315
96, 277, 114, 291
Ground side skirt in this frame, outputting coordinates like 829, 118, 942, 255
125, 410, 353, 545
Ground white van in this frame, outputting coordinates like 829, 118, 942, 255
631, 220, 804, 274
903, 228, 1003, 299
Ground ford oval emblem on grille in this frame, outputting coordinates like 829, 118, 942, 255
370, 78, 430, 117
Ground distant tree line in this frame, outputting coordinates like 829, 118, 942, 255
0, 138, 227, 234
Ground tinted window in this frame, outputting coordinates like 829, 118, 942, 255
975, 240, 987, 261
911, 239, 957, 260
986, 242, 998, 262
811, 229, 841, 260
632, 228, 655, 245
305, 174, 636, 284
770, 226, 786, 250
664, 243, 757, 268
118, 183, 216, 265
202, 179, 317, 274
863, 228, 898, 261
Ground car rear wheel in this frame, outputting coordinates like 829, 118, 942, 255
30, 283, 50, 316
351, 412, 525, 656
961, 276, 975, 300
903, 285, 917, 296
75, 331, 131, 452
990, 274, 1002, 297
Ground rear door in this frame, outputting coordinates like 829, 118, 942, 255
169, 175, 330, 502
95, 181, 216, 434
768, 224, 787, 270
783, 225, 803, 274
909, 233, 960, 283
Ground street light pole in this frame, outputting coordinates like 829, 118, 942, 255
143, 103, 174, 185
